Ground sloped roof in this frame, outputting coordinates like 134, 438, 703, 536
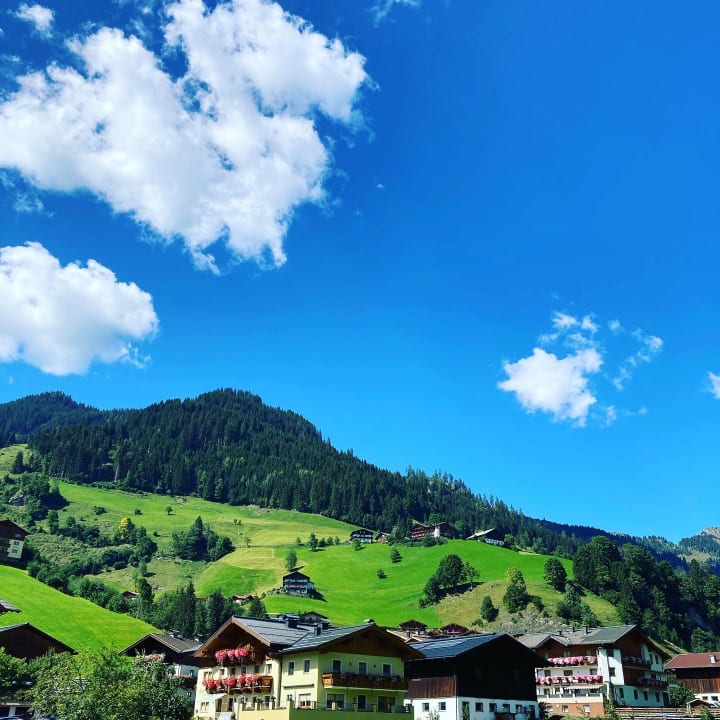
281, 622, 423, 661
121, 633, 202, 657
283, 571, 310, 581
666, 653, 720, 670
518, 625, 637, 649
0, 598, 21, 614
410, 633, 500, 659
0, 622, 74, 659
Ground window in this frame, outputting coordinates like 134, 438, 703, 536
288, 661, 295, 676
475, 703, 484, 712
462, 701, 470, 720
562, 707, 569, 714
299, 694, 312, 708
502, 704, 510, 712
590, 668, 597, 674
609, 667, 616, 677
327, 693, 345, 709
633, 690, 638, 700
563, 670, 573, 677
358, 661, 368, 675
655, 693, 660, 702
544, 670, 551, 677
422, 703, 430, 712
643, 692, 648, 701
303, 659, 311, 673
383, 663, 392, 676
332, 660, 342, 673
516, 706, 523, 713
379, 697, 396, 712
618, 689, 624, 698
357, 696, 367, 710
583, 706, 590, 713
439, 702, 447, 711
489, 704, 497, 712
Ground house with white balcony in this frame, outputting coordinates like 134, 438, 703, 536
192, 615, 422, 720
517, 625, 670, 717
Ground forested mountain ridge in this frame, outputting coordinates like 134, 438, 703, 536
3, 389, 613, 557
0, 390, 711, 565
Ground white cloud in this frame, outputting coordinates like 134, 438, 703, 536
0, 0, 368, 270
502, 309, 661, 426
372, 0, 420, 25
708, 372, 720, 400
612, 330, 663, 390
498, 347, 602, 427
14, 3, 54, 35
0, 242, 158, 375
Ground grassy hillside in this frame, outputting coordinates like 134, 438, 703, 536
0, 565, 156, 651
29, 481, 618, 630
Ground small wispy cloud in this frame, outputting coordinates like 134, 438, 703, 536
372, 0, 420, 26
14, 3, 54, 36
708, 372, 720, 400
499, 310, 662, 427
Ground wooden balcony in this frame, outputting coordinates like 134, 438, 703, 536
322, 673, 408, 691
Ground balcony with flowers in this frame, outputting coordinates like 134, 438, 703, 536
214, 645, 261, 666
545, 656, 597, 667
203, 673, 273, 694
536, 674, 604, 686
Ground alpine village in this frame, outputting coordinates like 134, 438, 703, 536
1, 391, 720, 720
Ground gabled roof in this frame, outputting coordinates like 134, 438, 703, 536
0, 598, 21, 614
283, 571, 310, 581
198, 615, 314, 658
0, 622, 74, 659
517, 624, 668, 659
121, 632, 202, 658
280, 622, 423, 661
0, 519, 29, 537
666, 652, 720, 670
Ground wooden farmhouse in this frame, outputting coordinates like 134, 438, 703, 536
665, 652, 720, 704
466, 528, 505, 546
282, 571, 314, 597
0, 622, 73, 660
349, 528, 374, 544
0, 519, 29, 565
405, 633, 545, 720
411, 522, 454, 542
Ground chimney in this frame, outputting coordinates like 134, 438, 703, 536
285, 615, 298, 629
315, 624, 323, 636
711, 656, 717, 664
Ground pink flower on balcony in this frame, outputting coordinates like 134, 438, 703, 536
215, 650, 228, 664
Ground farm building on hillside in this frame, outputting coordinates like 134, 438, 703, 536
467, 528, 505, 546
350, 528, 374, 544
411, 522, 453, 541
282, 571, 314, 596
0, 519, 29, 564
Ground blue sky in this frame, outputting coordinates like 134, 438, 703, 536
0, 0, 718, 543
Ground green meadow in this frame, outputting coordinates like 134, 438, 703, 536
0, 565, 155, 651
43, 482, 618, 629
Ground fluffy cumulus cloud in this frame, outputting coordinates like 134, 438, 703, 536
0, 0, 368, 270
0, 243, 158, 375
498, 348, 602, 427
499, 310, 662, 427
13, 3, 54, 35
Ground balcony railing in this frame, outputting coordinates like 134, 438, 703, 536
636, 677, 668, 689
622, 656, 651, 668
322, 673, 407, 691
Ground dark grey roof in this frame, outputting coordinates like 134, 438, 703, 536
120, 633, 202, 655
410, 633, 500, 659
239, 617, 315, 648
280, 623, 372, 654
517, 625, 638, 650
